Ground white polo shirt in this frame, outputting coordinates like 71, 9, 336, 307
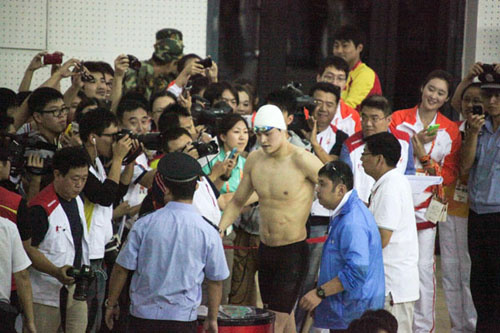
368, 168, 419, 303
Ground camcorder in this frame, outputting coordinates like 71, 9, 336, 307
282, 82, 317, 138
67, 265, 95, 301
191, 99, 233, 135
1, 133, 57, 176
114, 129, 162, 165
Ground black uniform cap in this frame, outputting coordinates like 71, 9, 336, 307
157, 152, 203, 182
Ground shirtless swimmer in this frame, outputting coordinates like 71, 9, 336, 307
219, 104, 323, 333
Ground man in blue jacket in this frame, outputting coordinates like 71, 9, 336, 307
299, 160, 385, 331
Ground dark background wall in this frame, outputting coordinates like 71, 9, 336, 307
213, 0, 465, 117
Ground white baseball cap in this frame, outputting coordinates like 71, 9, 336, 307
253, 104, 286, 131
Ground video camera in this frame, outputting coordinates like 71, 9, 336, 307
67, 265, 95, 301
282, 82, 317, 138
1, 133, 57, 176
114, 129, 162, 165
191, 98, 233, 135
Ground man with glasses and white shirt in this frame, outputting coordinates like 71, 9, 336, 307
340, 95, 415, 204
362, 132, 419, 332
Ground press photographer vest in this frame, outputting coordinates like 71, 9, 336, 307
85, 157, 113, 259
0, 187, 22, 223
28, 184, 89, 307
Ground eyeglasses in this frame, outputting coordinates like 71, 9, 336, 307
38, 107, 70, 117
322, 74, 346, 83
360, 114, 387, 123
253, 126, 275, 133
99, 132, 120, 140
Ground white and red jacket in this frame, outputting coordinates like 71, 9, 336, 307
339, 127, 415, 204
391, 106, 461, 229
331, 99, 362, 136
28, 184, 89, 307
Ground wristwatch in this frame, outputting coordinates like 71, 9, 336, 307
316, 286, 326, 299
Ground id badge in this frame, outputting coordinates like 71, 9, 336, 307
425, 196, 446, 224
453, 182, 468, 203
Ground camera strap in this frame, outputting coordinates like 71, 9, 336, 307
60, 286, 69, 331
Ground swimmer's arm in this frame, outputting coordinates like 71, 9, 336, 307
297, 150, 324, 184
218, 158, 255, 233
217, 191, 258, 211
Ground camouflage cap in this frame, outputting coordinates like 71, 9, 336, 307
156, 28, 183, 42
154, 28, 184, 63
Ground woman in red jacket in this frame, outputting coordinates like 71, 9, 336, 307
391, 70, 461, 333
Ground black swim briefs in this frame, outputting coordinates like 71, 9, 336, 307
257, 240, 309, 313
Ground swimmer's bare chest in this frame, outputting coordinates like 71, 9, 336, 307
249, 156, 314, 245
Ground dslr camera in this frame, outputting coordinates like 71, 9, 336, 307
114, 129, 162, 165
479, 64, 500, 84
191, 141, 219, 159
67, 265, 95, 301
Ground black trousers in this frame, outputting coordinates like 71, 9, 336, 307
127, 315, 197, 333
468, 209, 500, 332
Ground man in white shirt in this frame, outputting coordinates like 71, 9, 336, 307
0, 217, 35, 332
362, 132, 419, 332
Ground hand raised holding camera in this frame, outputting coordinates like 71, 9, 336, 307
112, 135, 133, 162
467, 113, 486, 135
114, 54, 130, 78
57, 58, 81, 78
465, 62, 484, 81
27, 51, 48, 72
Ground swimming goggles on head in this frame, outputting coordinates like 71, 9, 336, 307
253, 126, 275, 133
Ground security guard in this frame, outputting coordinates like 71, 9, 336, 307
105, 153, 229, 333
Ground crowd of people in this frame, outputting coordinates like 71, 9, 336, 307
0, 23, 499, 333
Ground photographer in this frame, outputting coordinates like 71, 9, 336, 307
140, 127, 221, 224
115, 99, 156, 230
78, 108, 134, 332
21, 87, 69, 198
460, 66, 500, 332
25, 147, 90, 333
123, 28, 184, 100
149, 91, 176, 131
203, 81, 239, 113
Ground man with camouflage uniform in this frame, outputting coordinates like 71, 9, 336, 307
123, 28, 184, 100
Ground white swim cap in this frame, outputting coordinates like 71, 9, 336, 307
253, 104, 286, 131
